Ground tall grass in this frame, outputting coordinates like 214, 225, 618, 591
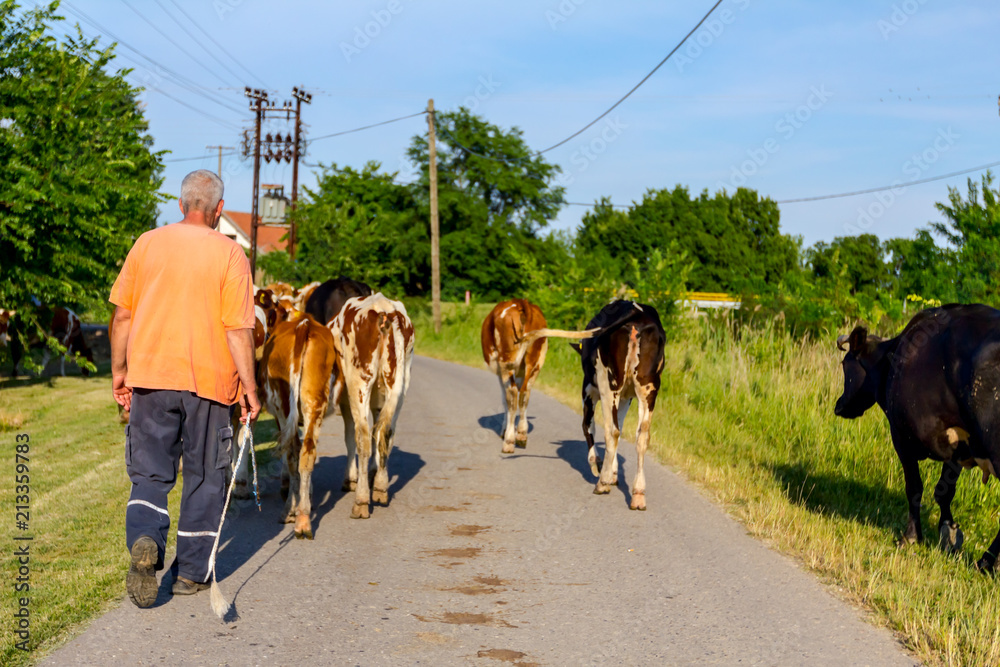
414, 302, 1000, 667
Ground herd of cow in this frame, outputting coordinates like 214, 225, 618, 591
3, 288, 1000, 573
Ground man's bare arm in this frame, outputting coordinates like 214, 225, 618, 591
111, 306, 132, 411
226, 328, 261, 424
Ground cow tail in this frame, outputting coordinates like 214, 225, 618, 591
510, 306, 525, 344
281, 319, 310, 451
625, 325, 641, 382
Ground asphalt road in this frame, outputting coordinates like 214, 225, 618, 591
46, 356, 917, 666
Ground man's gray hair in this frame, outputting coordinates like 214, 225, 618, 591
180, 169, 224, 215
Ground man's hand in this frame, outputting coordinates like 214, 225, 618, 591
112, 373, 132, 412
240, 390, 261, 425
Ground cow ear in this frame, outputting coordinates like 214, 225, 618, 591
848, 326, 868, 352
569, 342, 582, 355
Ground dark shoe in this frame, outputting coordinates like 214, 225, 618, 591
172, 576, 210, 596
126, 536, 159, 608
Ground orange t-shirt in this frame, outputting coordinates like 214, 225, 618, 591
109, 222, 254, 405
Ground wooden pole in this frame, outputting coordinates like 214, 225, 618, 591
428, 98, 441, 334
249, 95, 264, 279
206, 145, 233, 177
290, 87, 311, 261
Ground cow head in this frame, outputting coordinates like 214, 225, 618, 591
834, 326, 887, 419
0, 309, 13, 346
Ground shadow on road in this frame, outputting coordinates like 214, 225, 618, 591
477, 412, 535, 438
769, 462, 913, 533
553, 439, 632, 508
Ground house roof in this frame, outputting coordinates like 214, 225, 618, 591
223, 210, 289, 253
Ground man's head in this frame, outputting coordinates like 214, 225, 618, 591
179, 169, 225, 229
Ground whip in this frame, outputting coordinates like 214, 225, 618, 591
207, 421, 257, 619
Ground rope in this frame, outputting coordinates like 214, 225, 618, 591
207, 421, 255, 619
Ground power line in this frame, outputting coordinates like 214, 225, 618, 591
165, 0, 270, 90
538, 0, 724, 154
164, 151, 238, 163
439, 0, 726, 164
60, 1, 246, 115
776, 159, 1000, 203
119, 0, 236, 88
306, 111, 427, 144
151, 0, 250, 87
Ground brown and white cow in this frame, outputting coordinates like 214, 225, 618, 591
329, 293, 414, 519
254, 313, 337, 538
4, 307, 93, 377
481, 299, 598, 453
571, 300, 665, 511
0, 309, 13, 348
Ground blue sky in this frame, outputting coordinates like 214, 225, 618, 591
39, 0, 1000, 248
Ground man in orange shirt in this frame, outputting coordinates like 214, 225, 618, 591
110, 169, 261, 608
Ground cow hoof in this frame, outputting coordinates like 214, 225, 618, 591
629, 492, 646, 511
594, 482, 612, 495
372, 489, 388, 505
294, 515, 313, 539
896, 533, 919, 548
610, 474, 618, 485
279, 512, 295, 524
938, 521, 964, 554
501, 443, 515, 454
515, 435, 527, 449
974, 556, 996, 575
341, 479, 357, 492
351, 503, 370, 519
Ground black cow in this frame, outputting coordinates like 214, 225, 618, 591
304, 277, 373, 326
571, 300, 665, 510
835, 303, 1000, 571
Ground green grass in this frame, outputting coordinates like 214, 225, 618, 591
413, 303, 1000, 667
0, 364, 280, 666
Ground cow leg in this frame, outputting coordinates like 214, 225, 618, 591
350, 391, 373, 519
281, 434, 301, 524
934, 460, 964, 553
294, 402, 325, 539
609, 399, 632, 485
595, 393, 621, 495
40, 349, 50, 376
582, 385, 600, 476
899, 456, 924, 545
630, 395, 652, 511
341, 404, 358, 492
372, 392, 402, 506
515, 377, 533, 449
502, 373, 519, 454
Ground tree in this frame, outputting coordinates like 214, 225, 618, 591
261, 162, 427, 295
0, 1, 164, 340
407, 107, 566, 299
808, 234, 885, 296
884, 229, 955, 302
930, 172, 1000, 303
578, 186, 798, 293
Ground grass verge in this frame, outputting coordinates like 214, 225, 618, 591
0, 365, 279, 666
412, 301, 1000, 667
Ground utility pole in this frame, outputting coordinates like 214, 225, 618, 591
427, 98, 441, 334
206, 145, 233, 177
245, 87, 268, 279
290, 86, 312, 261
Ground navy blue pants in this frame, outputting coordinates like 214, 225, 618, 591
125, 388, 233, 583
